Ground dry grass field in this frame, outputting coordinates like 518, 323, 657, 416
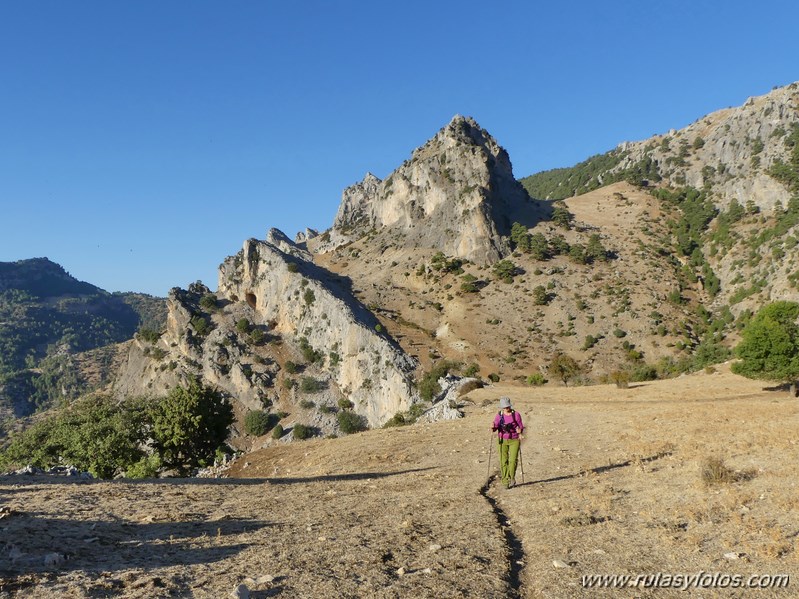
1, 363, 797, 598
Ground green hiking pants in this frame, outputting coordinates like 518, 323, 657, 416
497, 438, 520, 486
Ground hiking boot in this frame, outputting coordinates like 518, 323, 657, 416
509, 478, 516, 488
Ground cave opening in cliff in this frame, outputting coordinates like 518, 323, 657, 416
245, 292, 257, 309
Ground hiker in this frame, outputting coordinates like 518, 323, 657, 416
491, 396, 524, 488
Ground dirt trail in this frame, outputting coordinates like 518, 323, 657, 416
2, 366, 798, 597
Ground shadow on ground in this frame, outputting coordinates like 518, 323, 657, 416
518, 451, 672, 487
0, 513, 270, 575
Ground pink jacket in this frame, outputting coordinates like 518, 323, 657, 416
492, 410, 524, 440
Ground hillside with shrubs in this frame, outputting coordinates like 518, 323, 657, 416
3, 82, 799, 478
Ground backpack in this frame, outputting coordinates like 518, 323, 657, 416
497, 409, 520, 434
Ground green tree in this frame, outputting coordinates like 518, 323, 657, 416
551, 204, 574, 229
732, 301, 799, 395
585, 234, 608, 262
510, 222, 530, 252
493, 260, 517, 283
529, 233, 549, 260
150, 379, 234, 475
0, 395, 148, 479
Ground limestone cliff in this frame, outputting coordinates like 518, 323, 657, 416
313, 115, 544, 263
114, 232, 419, 436
614, 82, 799, 212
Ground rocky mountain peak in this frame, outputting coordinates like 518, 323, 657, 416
321, 116, 546, 264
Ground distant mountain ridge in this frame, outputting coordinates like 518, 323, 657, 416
0, 258, 166, 422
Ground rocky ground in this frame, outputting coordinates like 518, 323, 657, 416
1, 364, 798, 598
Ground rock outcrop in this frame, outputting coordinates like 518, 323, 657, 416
312, 115, 545, 263
114, 232, 419, 434
614, 82, 799, 212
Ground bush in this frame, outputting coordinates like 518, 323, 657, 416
338, 398, 354, 410
125, 454, 162, 479
299, 337, 322, 363
701, 457, 755, 485
337, 411, 367, 434
137, 327, 162, 344
293, 424, 313, 440
418, 360, 460, 401
300, 377, 324, 393
236, 318, 250, 334
526, 373, 546, 386
487, 373, 500, 383
190, 315, 212, 337
299, 399, 315, 409
285, 361, 298, 374
244, 410, 274, 436
271, 424, 284, 439
463, 363, 480, 377
629, 364, 658, 382
199, 293, 218, 311
382, 412, 407, 428
609, 370, 630, 389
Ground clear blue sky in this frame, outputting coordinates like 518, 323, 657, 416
2, 1, 797, 296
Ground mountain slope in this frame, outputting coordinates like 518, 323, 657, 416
0, 258, 166, 421
520, 82, 799, 318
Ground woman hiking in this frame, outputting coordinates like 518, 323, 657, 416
491, 396, 524, 488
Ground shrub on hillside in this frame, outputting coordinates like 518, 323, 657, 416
293, 424, 313, 440
526, 373, 546, 386
609, 370, 630, 389
337, 411, 367, 434
244, 410, 274, 436
199, 293, 218, 311
418, 360, 460, 401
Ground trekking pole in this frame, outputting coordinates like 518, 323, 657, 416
486, 433, 494, 480
518, 444, 525, 484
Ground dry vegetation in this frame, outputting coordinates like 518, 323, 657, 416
314, 182, 700, 382
1, 363, 797, 597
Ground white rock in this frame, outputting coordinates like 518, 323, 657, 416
428, 544, 442, 552
231, 583, 250, 598
397, 567, 406, 577
552, 559, 570, 569
724, 552, 744, 560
